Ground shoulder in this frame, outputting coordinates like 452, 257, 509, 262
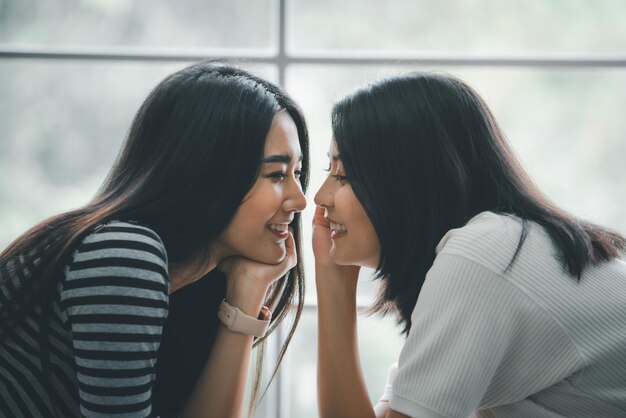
434, 211, 531, 274
436, 211, 524, 254
60, 221, 169, 417
85, 220, 167, 261
430, 211, 574, 300
78, 220, 168, 267
63, 220, 169, 291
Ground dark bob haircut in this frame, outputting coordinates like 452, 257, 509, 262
331, 71, 624, 335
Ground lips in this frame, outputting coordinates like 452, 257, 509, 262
329, 221, 346, 233
267, 223, 289, 239
268, 223, 288, 232
326, 217, 347, 239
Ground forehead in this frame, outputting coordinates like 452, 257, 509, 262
264, 111, 301, 155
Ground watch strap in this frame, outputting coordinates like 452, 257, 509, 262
217, 299, 271, 337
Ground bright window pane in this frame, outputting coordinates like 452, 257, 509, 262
288, 0, 626, 54
0, 0, 275, 49
0, 60, 276, 248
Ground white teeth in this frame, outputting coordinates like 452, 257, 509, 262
330, 222, 347, 233
269, 224, 288, 232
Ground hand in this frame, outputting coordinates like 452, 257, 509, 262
312, 206, 333, 267
219, 229, 297, 315
312, 206, 360, 281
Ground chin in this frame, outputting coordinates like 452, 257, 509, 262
249, 247, 286, 265
330, 249, 367, 267
334, 259, 358, 266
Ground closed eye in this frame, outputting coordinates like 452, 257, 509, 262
323, 165, 348, 182
268, 171, 287, 181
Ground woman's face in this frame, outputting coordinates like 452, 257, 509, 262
217, 111, 307, 264
314, 140, 381, 268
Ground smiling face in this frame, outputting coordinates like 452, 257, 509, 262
216, 111, 307, 264
314, 140, 381, 268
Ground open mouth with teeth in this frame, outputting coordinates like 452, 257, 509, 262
330, 221, 347, 238
268, 224, 288, 232
268, 223, 289, 239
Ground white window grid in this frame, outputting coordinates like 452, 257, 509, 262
2, 1, 626, 416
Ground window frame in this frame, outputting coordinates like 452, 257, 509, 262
2, 0, 626, 416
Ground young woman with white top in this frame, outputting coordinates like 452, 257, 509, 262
313, 72, 626, 418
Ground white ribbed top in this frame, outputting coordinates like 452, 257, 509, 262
389, 212, 626, 418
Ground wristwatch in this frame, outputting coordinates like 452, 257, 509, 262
217, 299, 272, 337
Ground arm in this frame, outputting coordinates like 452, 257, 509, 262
313, 206, 375, 418
313, 207, 418, 418
60, 223, 169, 417
179, 231, 298, 418
178, 280, 267, 418
316, 265, 374, 418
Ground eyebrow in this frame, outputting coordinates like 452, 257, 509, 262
262, 154, 303, 164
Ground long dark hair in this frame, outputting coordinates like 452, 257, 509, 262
332, 71, 624, 335
0, 61, 309, 408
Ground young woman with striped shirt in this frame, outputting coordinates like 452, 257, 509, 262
0, 62, 309, 418
313, 72, 626, 418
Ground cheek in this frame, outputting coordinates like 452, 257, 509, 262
333, 189, 353, 217
336, 191, 368, 234
238, 188, 282, 224
225, 193, 286, 251
340, 195, 380, 258
222, 203, 264, 243
255, 184, 283, 210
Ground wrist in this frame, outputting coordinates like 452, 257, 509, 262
225, 281, 270, 317
315, 262, 360, 279
315, 265, 359, 292
217, 299, 272, 337
315, 279, 358, 310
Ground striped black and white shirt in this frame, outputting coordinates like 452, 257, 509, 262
0, 221, 169, 417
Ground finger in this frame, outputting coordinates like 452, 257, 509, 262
313, 206, 330, 228
283, 229, 297, 270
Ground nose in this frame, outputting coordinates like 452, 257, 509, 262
314, 176, 333, 209
284, 178, 307, 213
